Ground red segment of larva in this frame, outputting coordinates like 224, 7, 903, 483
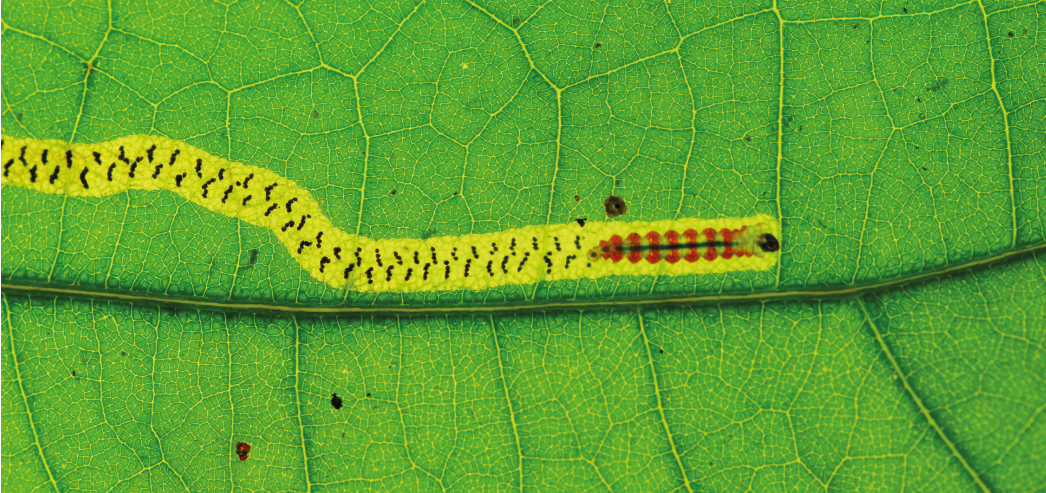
626, 233, 643, 264
601, 235, 625, 262
664, 230, 681, 264
683, 229, 700, 262
644, 231, 661, 264
721, 228, 735, 259
702, 228, 718, 261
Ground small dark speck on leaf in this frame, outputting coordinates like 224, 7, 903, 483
709, 461, 714, 466
574, 194, 580, 201
1008, 32, 1014, 37
453, 191, 459, 196
594, 42, 601, 48
576, 218, 587, 227
853, 24, 859, 29
121, 351, 127, 356
72, 371, 77, 377
916, 98, 922, 103
389, 189, 397, 196
16, 113, 23, 122
236, 442, 251, 461
366, 393, 371, 397
798, 126, 803, 131
743, 136, 751, 142
513, 17, 519, 24
421, 230, 438, 240
311, 109, 320, 119
922, 166, 927, 170
603, 195, 627, 218
903, 7, 908, 12
915, 146, 920, 149
659, 349, 664, 353
331, 393, 343, 410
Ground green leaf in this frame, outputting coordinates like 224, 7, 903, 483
3, 0, 1044, 491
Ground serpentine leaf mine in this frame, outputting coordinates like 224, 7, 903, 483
1, 135, 781, 293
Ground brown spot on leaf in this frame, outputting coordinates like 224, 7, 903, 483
236, 442, 251, 461
603, 195, 627, 218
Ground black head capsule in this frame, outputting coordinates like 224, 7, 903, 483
756, 233, 780, 253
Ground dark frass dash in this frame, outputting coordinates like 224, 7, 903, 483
365, 267, 374, 284
286, 197, 298, 212
394, 252, 403, 265
241, 195, 252, 205
201, 178, 216, 197
175, 172, 186, 187
386, 265, 395, 281
107, 163, 116, 181
297, 241, 313, 254
79, 167, 90, 189
221, 185, 234, 203
296, 214, 311, 231
464, 259, 472, 277
48, 165, 60, 184
218, 168, 225, 180
93, 151, 101, 165
264, 203, 279, 216
375, 249, 383, 267
444, 260, 451, 279
18, 146, 27, 166
343, 264, 355, 279
118, 146, 129, 164
265, 183, 277, 201
487, 260, 494, 277
404, 267, 413, 281
128, 156, 141, 178
315, 231, 323, 248
333, 247, 342, 260
242, 173, 253, 188
28, 165, 37, 183
195, 159, 203, 177
423, 263, 431, 281
281, 220, 295, 232
41, 149, 48, 165
146, 144, 156, 162
65, 149, 73, 168
501, 256, 509, 274
543, 252, 553, 274
517, 252, 530, 272
319, 256, 330, 273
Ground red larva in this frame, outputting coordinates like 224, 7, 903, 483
594, 227, 770, 263
236, 442, 251, 461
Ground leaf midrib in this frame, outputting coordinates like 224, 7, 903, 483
3, 241, 1042, 315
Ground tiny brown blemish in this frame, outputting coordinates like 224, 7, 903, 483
594, 42, 601, 49
236, 442, 251, 461
574, 194, 580, 201
743, 135, 751, 142
603, 195, 627, 218
389, 189, 397, 196
311, 109, 320, 119
513, 17, 519, 24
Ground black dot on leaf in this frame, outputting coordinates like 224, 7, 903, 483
576, 218, 587, 227
1008, 32, 1014, 37
72, 371, 77, 377
331, 393, 343, 410
743, 135, 751, 142
366, 393, 371, 397
453, 191, 459, 196
594, 42, 601, 48
922, 166, 927, 170
121, 351, 127, 356
574, 194, 580, 201
513, 17, 519, 24
853, 24, 859, 29
903, 7, 908, 12
389, 189, 397, 196
603, 195, 627, 218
